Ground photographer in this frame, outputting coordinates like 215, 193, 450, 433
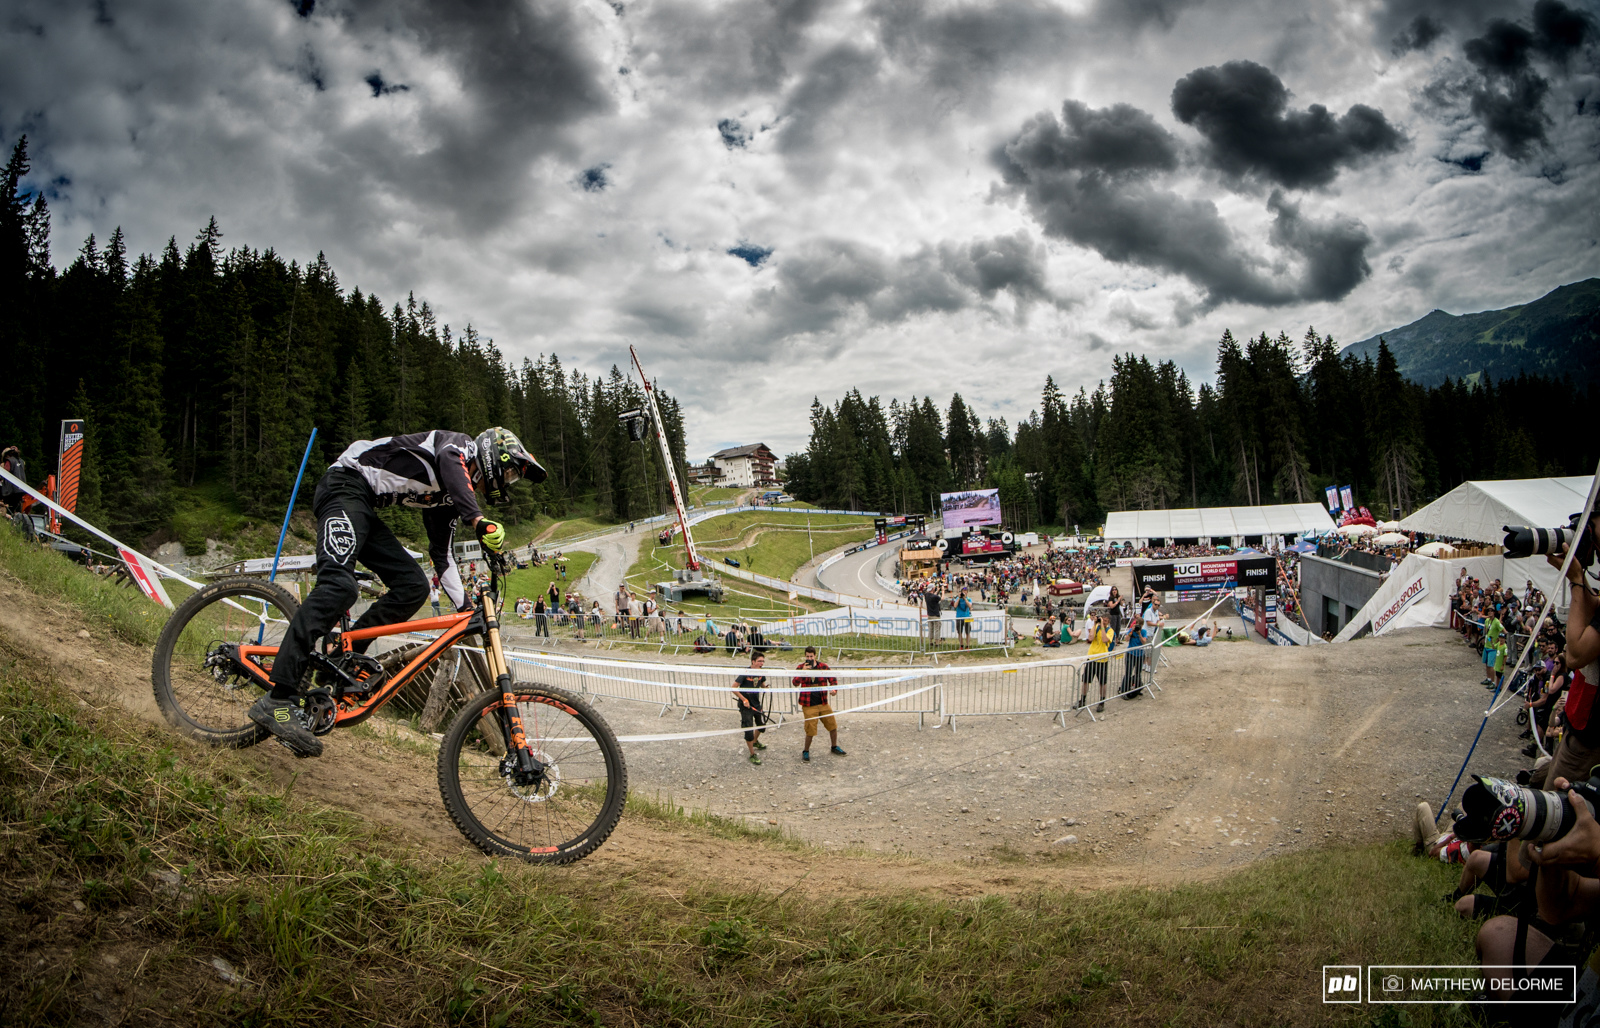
1532, 511, 1600, 787
1472, 780, 1600, 1016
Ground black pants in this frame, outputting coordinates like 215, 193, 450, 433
267, 469, 430, 697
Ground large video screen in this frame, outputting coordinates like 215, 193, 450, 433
940, 488, 1002, 531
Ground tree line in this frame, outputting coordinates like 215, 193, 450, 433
0, 138, 688, 543
786, 329, 1598, 531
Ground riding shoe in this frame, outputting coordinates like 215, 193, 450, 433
249, 694, 323, 758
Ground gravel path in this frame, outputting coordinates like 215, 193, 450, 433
596, 625, 1524, 880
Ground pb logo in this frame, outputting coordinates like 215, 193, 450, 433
1323, 966, 1361, 1003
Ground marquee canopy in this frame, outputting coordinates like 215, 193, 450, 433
1104, 504, 1336, 542
1398, 476, 1594, 545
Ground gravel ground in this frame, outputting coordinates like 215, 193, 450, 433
591, 625, 1525, 880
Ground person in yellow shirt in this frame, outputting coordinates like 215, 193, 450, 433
1079, 613, 1112, 713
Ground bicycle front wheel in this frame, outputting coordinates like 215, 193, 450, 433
438, 684, 627, 864
151, 576, 300, 748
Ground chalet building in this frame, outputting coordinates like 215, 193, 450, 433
710, 443, 778, 488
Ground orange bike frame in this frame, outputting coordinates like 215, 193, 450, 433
235, 610, 482, 726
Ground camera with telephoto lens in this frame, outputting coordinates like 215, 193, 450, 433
1454, 771, 1600, 844
1503, 510, 1597, 566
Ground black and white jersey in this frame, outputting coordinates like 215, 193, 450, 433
334, 431, 484, 523
334, 431, 484, 610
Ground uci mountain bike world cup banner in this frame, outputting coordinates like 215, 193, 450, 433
1131, 556, 1277, 596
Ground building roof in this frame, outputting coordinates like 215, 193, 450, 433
1399, 476, 1594, 545
1103, 504, 1336, 541
710, 443, 773, 460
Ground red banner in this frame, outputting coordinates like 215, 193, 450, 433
57, 418, 84, 514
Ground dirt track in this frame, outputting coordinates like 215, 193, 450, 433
0, 569, 1528, 899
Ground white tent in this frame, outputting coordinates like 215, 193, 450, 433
1103, 504, 1335, 545
1400, 476, 1592, 545
1332, 552, 1503, 642
1399, 476, 1594, 598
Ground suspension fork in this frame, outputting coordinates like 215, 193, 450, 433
483, 608, 542, 776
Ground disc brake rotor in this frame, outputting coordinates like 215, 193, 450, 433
500, 750, 560, 803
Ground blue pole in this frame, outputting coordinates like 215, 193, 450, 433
1436, 675, 1508, 827
270, 428, 318, 584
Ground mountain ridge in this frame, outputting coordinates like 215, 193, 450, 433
1340, 277, 1600, 386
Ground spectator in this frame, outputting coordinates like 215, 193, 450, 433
429, 576, 442, 617
925, 589, 943, 646
0, 445, 24, 514
955, 589, 973, 650
732, 653, 769, 765
534, 596, 550, 638
1080, 614, 1111, 712
1121, 615, 1146, 700
1040, 615, 1060, 648
795, 646, 846, 762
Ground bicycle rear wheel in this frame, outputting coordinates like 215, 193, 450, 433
151, 576, 300, 748
438, 684, 627, 864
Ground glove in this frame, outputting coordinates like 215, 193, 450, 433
476, 518, 506, 552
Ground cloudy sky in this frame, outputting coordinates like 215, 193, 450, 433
4, 0, 1598, 457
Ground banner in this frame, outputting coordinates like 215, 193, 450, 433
57, 418, 84, 514
1132, 556, 1276, 596
1339, 485, 1355, 510
939, 488, 1001, 531
1325, 485, 1339, 512
1372, 573, 1428, 635
118, 546, 173, 609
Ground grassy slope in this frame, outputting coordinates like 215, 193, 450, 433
621, 510, 877, 618
501, 551, 598, 605
0, 535, 1489, 1026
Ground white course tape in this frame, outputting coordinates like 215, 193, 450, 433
543, 682, 941, 744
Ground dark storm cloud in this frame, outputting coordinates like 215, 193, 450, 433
1373, 0, 1524, 51
1391, 14, 1445, 54
995, 99, 1376, 307
578, 164, 611, 192
761, 232, 1058, 336
319, 0, 615, 226
1170, 61, 1406, 189
1409, 1, 1594, 159
941, 231, 1052, 304
1265, 191, 1374, 302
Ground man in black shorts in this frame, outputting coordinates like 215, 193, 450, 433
732, 652, 769, 765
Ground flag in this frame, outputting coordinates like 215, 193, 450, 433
57, 418, 85, 514
1324, 485, 1338, 511
118, 546, 173, 609
1339, 485, 1355, 510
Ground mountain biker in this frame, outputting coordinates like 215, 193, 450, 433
250, 427, 546, 757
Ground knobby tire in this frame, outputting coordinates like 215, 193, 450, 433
151, 575, 300, 748
437, 684, 627, 865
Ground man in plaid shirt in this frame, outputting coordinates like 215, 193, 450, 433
796, 646, 847, 763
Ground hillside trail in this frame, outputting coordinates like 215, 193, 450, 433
0, 575, 1176, 900
0, 567, 1528, 901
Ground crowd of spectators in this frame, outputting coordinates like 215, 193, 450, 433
899, 545, 1108, 610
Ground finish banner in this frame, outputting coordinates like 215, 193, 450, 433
57, 418, 85, 514
1132, 556, 1277, 594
